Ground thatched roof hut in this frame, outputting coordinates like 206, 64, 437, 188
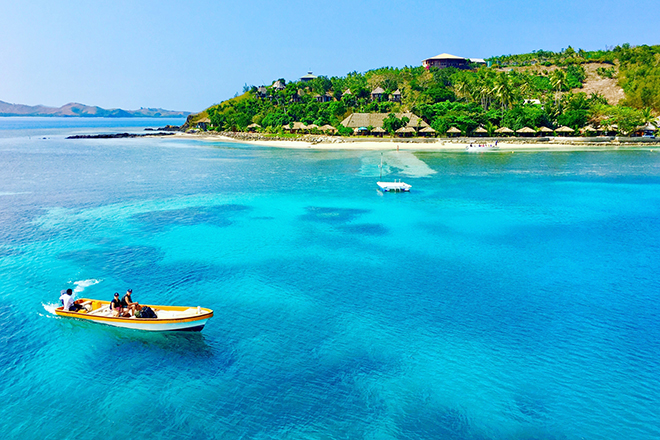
516, 127, 536, 136
537, 126, 554, 133
420, 126, 437, 135
447, 127, 462, 134
495, 127, 514, 135
320, 124, 337, 133
395, 126, 416, 137
289, 122, 307, 131
247, 123, 261, 131
473, 126, 488, 135
580, 125, 597, 134
555, 126, 575, 133
306, 124, 319, 130
390, 89, 401, 102
638, 122, 657, 131
340, 112, 428, 129
371, 126, 386, 137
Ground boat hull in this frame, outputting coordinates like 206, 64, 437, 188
377, 181, 411, 192
54, 298, 213, 332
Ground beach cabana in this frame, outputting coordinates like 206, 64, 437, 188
395, 126, 415, 137
555, 126, 575, 136
246, 123, 261, 132
306, 124, 320, 132
446, 127, 462, 137
419, 126, 437, 137
516, 127, 536, 137
635, 122, 657, 137
537, 126, 554, 135
580, 126, 597, 135
473, 126, 488, 136
288, 121, 307, 133
371, 127, 386, 137
320, 124, 337, 134
494, 127, 514, 136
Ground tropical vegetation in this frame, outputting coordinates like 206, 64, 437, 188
200, 44, 660, 136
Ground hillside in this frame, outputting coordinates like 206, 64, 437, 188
193, 44, 659, 136
0, 100, 190, 118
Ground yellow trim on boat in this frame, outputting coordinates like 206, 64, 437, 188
54, 298, 214, 326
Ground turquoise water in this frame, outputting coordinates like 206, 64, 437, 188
1, 118, 659, 439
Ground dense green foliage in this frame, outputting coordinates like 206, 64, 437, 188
203, 44, 659, 136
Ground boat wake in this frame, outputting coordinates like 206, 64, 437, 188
42, 302, 60, 315
73, 278, 101, 294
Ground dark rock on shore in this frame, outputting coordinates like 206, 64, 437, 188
157, 125, 181, 131
66, 132, 176, 139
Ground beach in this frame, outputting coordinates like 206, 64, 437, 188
179, 131, 660, 152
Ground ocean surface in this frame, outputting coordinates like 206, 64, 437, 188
0, 117, 659, 440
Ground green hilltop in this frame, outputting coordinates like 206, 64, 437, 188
190, 44, 660, 136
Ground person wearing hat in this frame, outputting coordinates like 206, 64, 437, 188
110, 292, 126, 317
121, 289, 140, 316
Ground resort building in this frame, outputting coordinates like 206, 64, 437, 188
340, 112, 429, 130
371, 87, 385, 101
256, 86, 268, 99
389, 89, 401, 102
422, 53, 470, 70
314, 92, 333, 103
300, 72, 318, 82
272, 80, 285, 91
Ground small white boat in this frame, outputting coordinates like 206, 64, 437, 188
466, 143, 499, 152
55, 298, 213, 332
377, 180, 412, 192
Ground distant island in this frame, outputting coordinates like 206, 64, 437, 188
0, 100, 190, 118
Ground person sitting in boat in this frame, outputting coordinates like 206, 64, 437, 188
59, 288, 83, 312
121, 289, 140, 316
110, 292, 127, 317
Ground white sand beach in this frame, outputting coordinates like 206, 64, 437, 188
177, 132, 660, 152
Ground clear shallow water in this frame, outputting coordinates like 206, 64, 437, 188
0, 118, 659, 440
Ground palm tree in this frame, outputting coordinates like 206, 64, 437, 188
641, 107, 655, 125
485, 121, 497, 136
493, 74, 514, 112
549, 69, 566, 105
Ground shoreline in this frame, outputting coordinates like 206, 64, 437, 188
171, 131, 660, 152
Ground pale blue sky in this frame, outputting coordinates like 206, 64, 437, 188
1, 0, 657, 112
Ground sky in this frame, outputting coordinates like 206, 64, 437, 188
1, 0, 658, 113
